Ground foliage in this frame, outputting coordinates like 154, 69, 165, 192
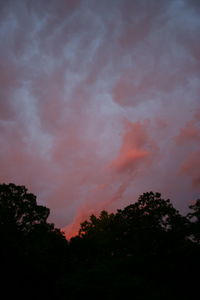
78, 192, 189, 257
187, 199, 200, 243
1, 183, 200, 299
0, 183, 68, 299
0, 183, 50, 233
67, 192, 200, 299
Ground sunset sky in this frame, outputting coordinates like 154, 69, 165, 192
0, 0, 200, 238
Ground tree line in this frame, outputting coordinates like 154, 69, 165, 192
0, 183, 200, 299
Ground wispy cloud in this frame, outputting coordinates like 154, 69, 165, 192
0, 0, 200, 237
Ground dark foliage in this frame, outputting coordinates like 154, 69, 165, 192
0, 183, 68, 299
68, 192, 200, 299
0, 184, 200, 299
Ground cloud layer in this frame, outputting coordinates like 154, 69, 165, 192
0, 0, 200, 237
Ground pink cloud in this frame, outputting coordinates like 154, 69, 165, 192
175, 121, 200, 145
1, 0, 200, 239
180, 150, 200, 187
110, 120, 156, 173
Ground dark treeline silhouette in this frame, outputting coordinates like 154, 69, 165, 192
1, 183, 200, 299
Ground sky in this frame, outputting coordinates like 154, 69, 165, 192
0, 0, 200, 238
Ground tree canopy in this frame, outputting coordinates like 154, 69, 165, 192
0, 183, 50, 233
1, 183, 200, 299
0, 183, 68, 299
76, 192, 189, 258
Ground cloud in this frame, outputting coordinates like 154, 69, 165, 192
110, 120, 156, 173
180, 150, 200, 187
175, 121, 200, 145
0, 0, 200, 237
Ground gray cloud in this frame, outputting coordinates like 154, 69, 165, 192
0, 0, 200, 235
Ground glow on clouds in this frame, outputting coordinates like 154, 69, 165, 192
0, 0, 200, 238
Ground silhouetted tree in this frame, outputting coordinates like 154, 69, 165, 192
67, 192, 195, 299
77, 210, 117, 257
0, 183, 50, 233
77, 192, 188, 258
1, 183, 200, 299
0, 183, 68, 299
116, 192, 189, 255
187, 199, 200, 243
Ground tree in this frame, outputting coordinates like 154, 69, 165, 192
115, 192, 188, 256
77, 210, 117, 257
0, 183, 68, 298
69, 192, 194, 299
77, 192, 188, 258
187, 199, 200, 243
0, 183, 50, 234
